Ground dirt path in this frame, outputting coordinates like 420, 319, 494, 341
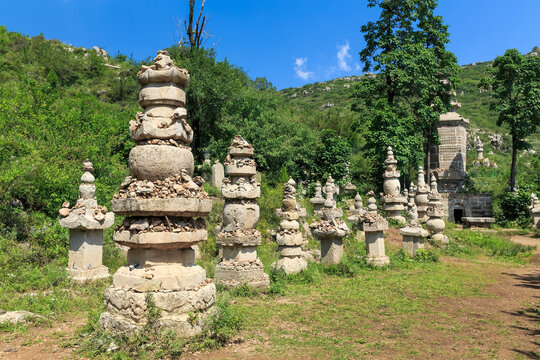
0, 316, 85, 360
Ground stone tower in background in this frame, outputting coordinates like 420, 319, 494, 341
430, 90, 469, 193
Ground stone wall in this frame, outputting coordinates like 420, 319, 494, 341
440, 193, 493, 222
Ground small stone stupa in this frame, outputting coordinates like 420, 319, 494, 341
358, 191, 390, 266
272, 178, 308, 274
347, 193, 366, 241
399, 199, 429, 256
214, 135, 269, 288
59, 160, 114, 282
473, 136, 490, 167
381, 147, 407, 224
101, 50, 215, 336
309, 181, 325, 211
426, 175, 448, 243
415, 167, 429, 221
530, 193, 540, 229
310, 176, 349, 265
211, 159, 224, 188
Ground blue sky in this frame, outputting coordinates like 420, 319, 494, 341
1, 0, 539, 90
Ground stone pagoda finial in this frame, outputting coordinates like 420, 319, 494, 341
59, 160, 114, 282
214, 135, 269, 288
310, 181, 325, 211
272, 178, 308, 274
102, 50, 215, 336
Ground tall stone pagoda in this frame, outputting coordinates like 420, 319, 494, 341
100, 50, 215, 336
59, 160, 114, 282
381, 147, 407, 224
430, 89, 469, 192
214, 136, 269, 288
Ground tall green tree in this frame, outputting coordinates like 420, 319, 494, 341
480, 49, 540, 191
356, 0, 459, 175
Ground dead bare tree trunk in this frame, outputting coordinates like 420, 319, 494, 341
182, 0, 208, 51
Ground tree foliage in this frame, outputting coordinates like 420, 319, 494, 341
480, 49, 540, 190
355, 0, 459, 175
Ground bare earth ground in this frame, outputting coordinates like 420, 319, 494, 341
1, 232, 538, 360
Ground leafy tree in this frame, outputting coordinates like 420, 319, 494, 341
479, 49, 540, 191
356, 0, 459, 175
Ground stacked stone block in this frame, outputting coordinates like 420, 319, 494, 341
100, 51, 215, 336
214, 136, 269, 288
59, 160, 114, 282
272, 178, 308, 274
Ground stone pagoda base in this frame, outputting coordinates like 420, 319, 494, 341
100, 283, 216, 336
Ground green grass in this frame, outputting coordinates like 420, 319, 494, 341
444, 228, 535, 263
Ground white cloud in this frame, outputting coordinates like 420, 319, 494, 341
294, 57, 314, 80
337, 41, 352, 71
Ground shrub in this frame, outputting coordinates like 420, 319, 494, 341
496, 190, 531, 228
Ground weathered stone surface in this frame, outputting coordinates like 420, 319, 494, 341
221, 182, 260, 199
216, 233, 262, 246
129, 145, 194, 180
358, 191, 390, 266
113, 264, 206, 291
114, 229, 207, 249
211, 160, 225, 188
320, 238, 343, 265
111, 198, 212, 217
224, 164, 256, 177
214, 262, 269, 288
214, 136, 268, 288
273, 256, 307, 275
102, 50, 214, 337
100, 283, 215, 337
0, 311, 44, 325
59, 160, 113, 282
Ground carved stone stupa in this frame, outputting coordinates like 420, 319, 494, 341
214, 136, 269, 288
59, 160, 114, 282
100, 51, 215, 336
381, 147, 407, 224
